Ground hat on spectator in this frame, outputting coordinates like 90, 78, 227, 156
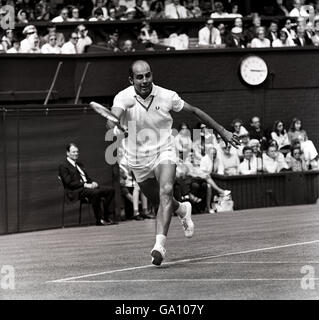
248, 139, 260, 147
22, 25, 37, 35
231, 27, 242, 34
125, 7, 136, 14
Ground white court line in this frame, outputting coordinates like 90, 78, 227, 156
47, 239, 319, 283
52, 278, 319, 283
190, 261, 319, 264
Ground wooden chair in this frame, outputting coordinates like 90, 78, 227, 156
57, 176, 92, 227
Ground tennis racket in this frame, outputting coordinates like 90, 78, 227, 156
90, 101, 127, 135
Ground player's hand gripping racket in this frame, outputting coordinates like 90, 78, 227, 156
90, 101, 128, 137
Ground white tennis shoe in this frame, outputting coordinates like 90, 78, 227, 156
151, 244, 166, 266
178, 201, 194, 238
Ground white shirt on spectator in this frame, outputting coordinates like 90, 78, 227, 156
251, 38, 271, 48
282, 27, 296, 40
218, 153, 240, 175
165, 3, 188, 19
272, 38, 295, 47
239, 157, 258, 175
262, 152, 288, 173
289, 6, 311, 17
77, 36, 93, 54
210, 12, 229, 18
199, 154, 221, 176
41, 43, 61, 54
61, 41, 77, 54
20, 38, 33, 53
52, 16, 65, 23
120, 0, 136, 8
198, 26, 221, 46
270, 132, 290, 149
6, 47, 19, 53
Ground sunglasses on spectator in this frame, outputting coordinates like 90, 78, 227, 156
79, 28, 86, 32
27, 31, 36, 35
72, 36, 79, 40
50, 37, 57, 41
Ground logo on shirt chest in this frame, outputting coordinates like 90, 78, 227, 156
155, 106, 160, 110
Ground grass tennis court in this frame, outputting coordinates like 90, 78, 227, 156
1, 204, 319, 300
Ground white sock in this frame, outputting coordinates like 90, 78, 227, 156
175, 202, 185, 218
155, 234, 167, 248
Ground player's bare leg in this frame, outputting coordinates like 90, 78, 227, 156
138, 163, 194, 266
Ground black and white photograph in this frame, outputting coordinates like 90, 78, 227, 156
1, 0, 319, 307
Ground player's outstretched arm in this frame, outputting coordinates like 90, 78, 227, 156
182, 102, 241, 148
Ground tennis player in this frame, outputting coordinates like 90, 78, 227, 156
108, 60, 240, 266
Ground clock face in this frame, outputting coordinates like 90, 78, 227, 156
240, 56, 268, 86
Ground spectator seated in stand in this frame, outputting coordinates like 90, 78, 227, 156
198, 19, 222, 47
288, 146, 309, 172
231, 118, 249, 137
134, 0, 148, 19
236, 133, 250, 161
239, 146, 258, 175
282, 18, 297, 40
228, 2, 242, 18
149, 0, 165, 19
89, 7, 108, 21
174, 122, 193, 161
105, 31, 121, 52
294, 24, 313, 46
289, 0, 314, 18
121, 7, 137, 20
249, 116, 269, 151
267, 21, 279, 43
20, 25, 38, 53
1, 29, 14, 53
68, 6, 85, 22
91, 0, 109, 20
6, 38, 20, 53
288, 118, 319, 169
58, 143, 116, 226
210, 1, 229, 18
108, 0, 127, 20
41, 32, 61, 53
61, 32, 79, 54
270, 120, 291, 155
251, 27, 271, 48
121, 39, 136, 52
165, 0, 188, 19
262, 141, 289, 173
185, 0, 202, 18
40, 25, 65, 48
218, 141, 240, 175
138, 21, 159, 44
34, 0, 52, 21
76, 24, 93, 53
51, 7, 69, 23
272, 28, 296, 47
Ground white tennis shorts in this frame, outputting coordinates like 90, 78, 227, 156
127, 143, 178, 183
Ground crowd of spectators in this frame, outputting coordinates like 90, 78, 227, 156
3, 1, 319, 52
171, 116, 319, 212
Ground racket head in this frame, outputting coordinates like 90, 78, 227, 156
90, 101, 119, 124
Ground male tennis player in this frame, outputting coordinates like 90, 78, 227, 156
108, 60, 240, 266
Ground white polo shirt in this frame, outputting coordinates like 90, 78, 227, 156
113, 84, 184, 167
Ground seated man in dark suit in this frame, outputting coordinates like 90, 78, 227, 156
59, 142, 116, 226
